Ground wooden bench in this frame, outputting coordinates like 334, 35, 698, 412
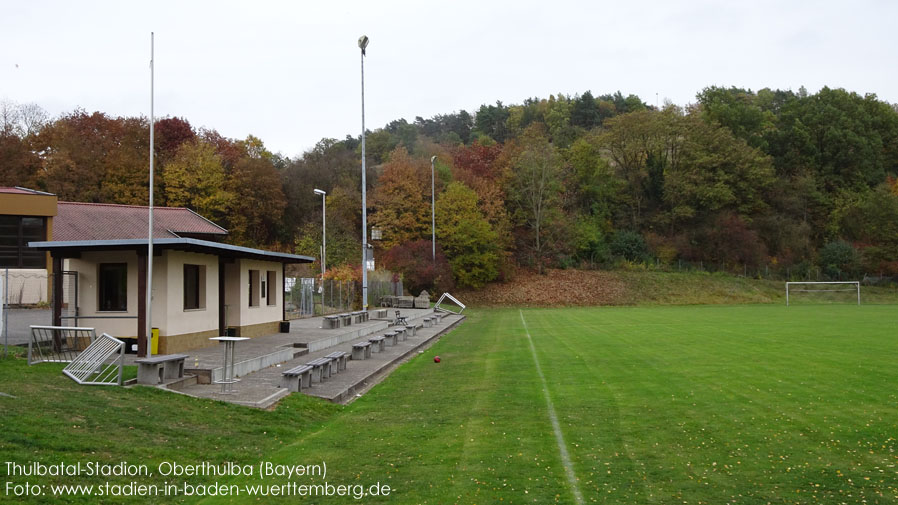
339, 313, 353, 326
352, 342, 371, 360
382, 332, 396, 346
368, 335, 385, 353
405, 325, 417, 338
306, 358, 333, 382
135, 354, 188, 385
281, 364, 313, 392
433, 313, 443, 324
423, 317, 433, 328
393, 328, 406, 342
322, 315, 342, 329
325, 351, 349, 372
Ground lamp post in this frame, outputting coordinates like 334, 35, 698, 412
359, 34, 369, 310
430, 155, 436, 262
313, 189, 326, 276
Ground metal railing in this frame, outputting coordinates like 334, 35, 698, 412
28, 325, 96, 364
62, 333, 125, 386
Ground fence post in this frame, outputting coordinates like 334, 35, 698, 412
3, 268, 7, 358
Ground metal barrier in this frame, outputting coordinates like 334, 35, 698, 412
434, 293, 466, 314
28, 325, 96, 364
62, 333, 125, 386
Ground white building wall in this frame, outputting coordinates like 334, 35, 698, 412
161, 250, 219, 336
237, 258, 281, 327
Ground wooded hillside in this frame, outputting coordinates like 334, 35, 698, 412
2, 86, 897, 289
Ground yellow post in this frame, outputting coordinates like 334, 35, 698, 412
151, 327, 159, 355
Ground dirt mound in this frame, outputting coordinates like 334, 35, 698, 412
457, 269, 628, 307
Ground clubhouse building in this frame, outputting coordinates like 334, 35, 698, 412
24, 196, 313, 355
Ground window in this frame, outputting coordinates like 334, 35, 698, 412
183, 264, 206, 310
267, 271, 277, 306
98, 263, 127, 311
0, 216, 47, 268
249, 270, 260, 307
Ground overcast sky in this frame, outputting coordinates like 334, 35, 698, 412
2, 0, 897, 158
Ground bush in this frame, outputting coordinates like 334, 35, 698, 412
610, 230, 650, 262
818, 240, 860, 280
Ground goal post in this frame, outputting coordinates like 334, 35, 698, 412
785, 281, 860, 306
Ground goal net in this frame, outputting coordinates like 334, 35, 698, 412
785, 281, 860, 306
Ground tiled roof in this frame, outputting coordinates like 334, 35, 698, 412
54, 202, 228, 241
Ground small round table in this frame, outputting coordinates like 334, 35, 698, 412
209, 336, 249, 394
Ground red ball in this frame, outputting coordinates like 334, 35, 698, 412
433, 356, 441, 363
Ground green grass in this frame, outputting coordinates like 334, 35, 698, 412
2, 305, 897, 504
616, 271, 898, 306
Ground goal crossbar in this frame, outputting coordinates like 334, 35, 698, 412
785, 281, 860, 306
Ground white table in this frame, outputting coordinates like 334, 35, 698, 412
209, 336, 249, 394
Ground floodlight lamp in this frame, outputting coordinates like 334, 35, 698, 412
358, 35, 369, 53
313, 189, 326, 195
431, 155, 437, 163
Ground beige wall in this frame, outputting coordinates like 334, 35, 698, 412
223, 258, 282, 329
160, 250, 219, 337
66, 251, 150, 337
64, 250, 284, 351
238, 259, 282, 327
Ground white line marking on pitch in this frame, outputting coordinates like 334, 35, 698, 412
519, 310, 584, 504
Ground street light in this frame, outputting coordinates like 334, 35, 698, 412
313, 189, 326, 276
359, 35, 369, 310
430, 155, 436, 262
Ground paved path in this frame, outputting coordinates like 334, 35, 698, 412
174, 311, 464, 407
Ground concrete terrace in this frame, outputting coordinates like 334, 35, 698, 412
154, 308, 464, 408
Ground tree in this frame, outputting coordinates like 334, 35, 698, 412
161, 140, 230, 220
507, 124, 564, 272
661, 114, 775, 228
154, 117, 196, 164
0, 130, 40, 188
570, 91, 601, 129
100, 117, 151, 205
225, 138, 287, 246
696, 86, 774, 150
436, 182, 500, 288
474, 101, 510, 143
33, 111, 145, 202
368, 147, 431, 249
598, 109, 674, 228
381, 240, 454, 295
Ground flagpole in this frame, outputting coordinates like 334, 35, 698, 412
146, 32, 154, 357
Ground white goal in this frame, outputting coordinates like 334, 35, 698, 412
785, 281, 860, 306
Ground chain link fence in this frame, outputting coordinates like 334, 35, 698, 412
284, 277, 404, 319
635, 259, 898, 286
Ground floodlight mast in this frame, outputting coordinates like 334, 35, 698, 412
359, 35, 369, 310
145, 32, 155, 358
314, 189, 326, 276
431, 155, 436, 262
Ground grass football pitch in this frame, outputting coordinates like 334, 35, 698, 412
2, 304, 897, 504
203, 304, 897, 504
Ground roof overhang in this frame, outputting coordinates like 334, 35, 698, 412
28, 238, 314, 264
